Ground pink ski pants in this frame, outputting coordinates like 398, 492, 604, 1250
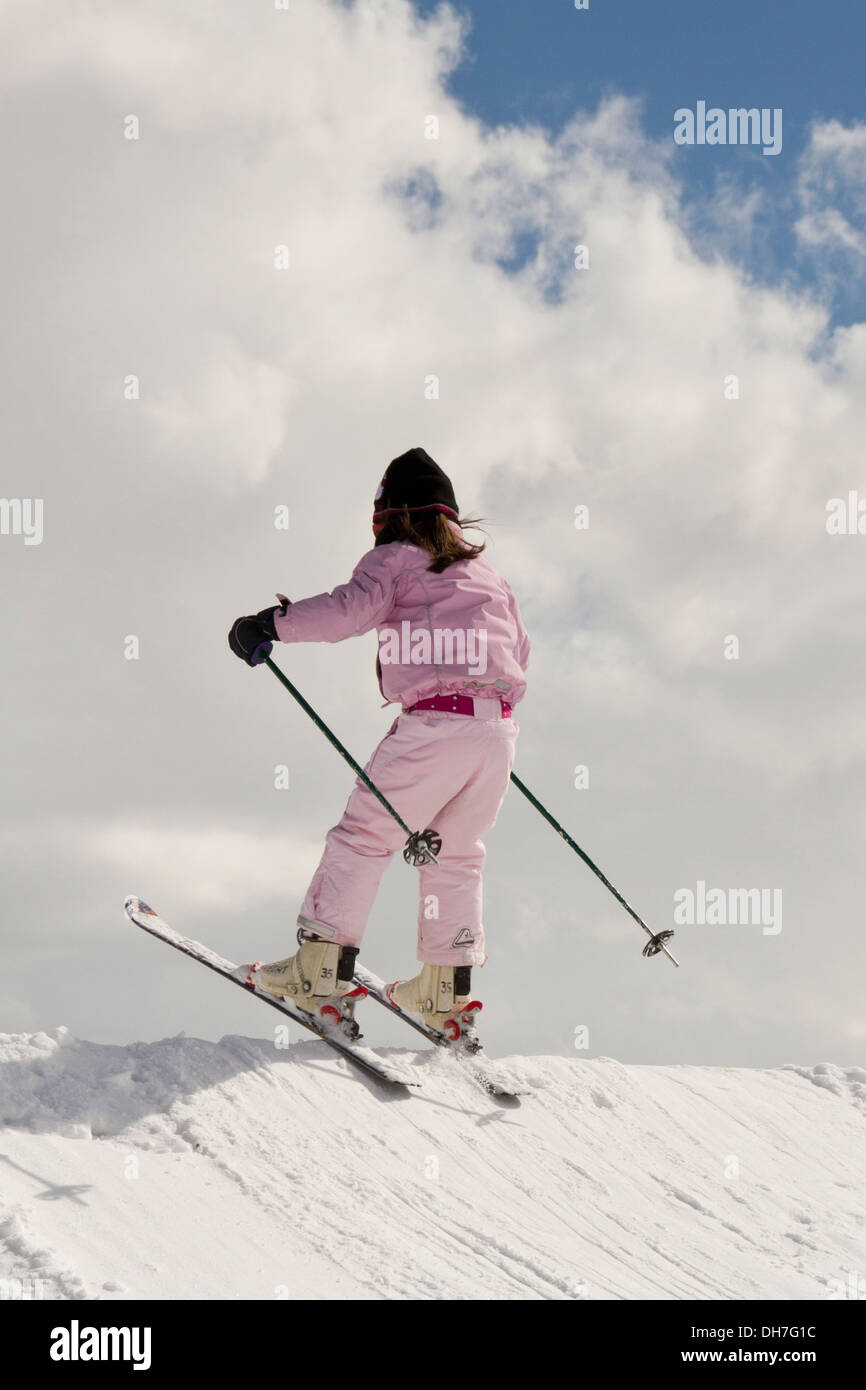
297, 707, 518, 966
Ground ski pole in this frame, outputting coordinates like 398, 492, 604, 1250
508, 772, 679, 967
261, 653, 442, 867
257, 651, 673, 961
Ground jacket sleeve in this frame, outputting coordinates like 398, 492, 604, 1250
273, 548, 397, 645
503, 579, 530, 672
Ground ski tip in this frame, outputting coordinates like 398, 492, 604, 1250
124, 895, 156, 917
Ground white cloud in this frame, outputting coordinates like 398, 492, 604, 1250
143, 336, 292, 489
795, 118, 866, 267
1, 819, 321, 917
89, 821, 320, 911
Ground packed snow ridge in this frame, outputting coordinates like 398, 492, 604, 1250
0, 1028, 864, 1301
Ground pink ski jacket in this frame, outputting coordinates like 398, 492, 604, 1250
274, 529, 530, 710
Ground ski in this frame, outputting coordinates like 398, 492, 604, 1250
123, 897, 418, 1091
353, 962, 527, 1102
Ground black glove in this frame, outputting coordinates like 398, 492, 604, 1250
228, 599, 287, 666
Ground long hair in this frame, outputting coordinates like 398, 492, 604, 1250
374, 509, 486, 574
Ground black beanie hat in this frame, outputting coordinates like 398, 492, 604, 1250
373, 447, 459, 522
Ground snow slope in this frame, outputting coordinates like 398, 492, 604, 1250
1, 1027, 864, 1301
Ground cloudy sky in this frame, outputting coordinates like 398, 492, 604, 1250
1, 0, 864, 1067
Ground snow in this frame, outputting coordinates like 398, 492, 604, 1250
0, 1027, 864, 1300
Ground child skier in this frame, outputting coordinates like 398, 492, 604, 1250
228, 448, 530, 1042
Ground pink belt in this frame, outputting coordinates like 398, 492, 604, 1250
406, 694, 512, 719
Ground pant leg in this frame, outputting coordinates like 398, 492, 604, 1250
416, 717, 517, 966
297, 713, 488, 947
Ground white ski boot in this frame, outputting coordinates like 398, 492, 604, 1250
254, 931, 367, 1037
386, 964, 482, 1046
